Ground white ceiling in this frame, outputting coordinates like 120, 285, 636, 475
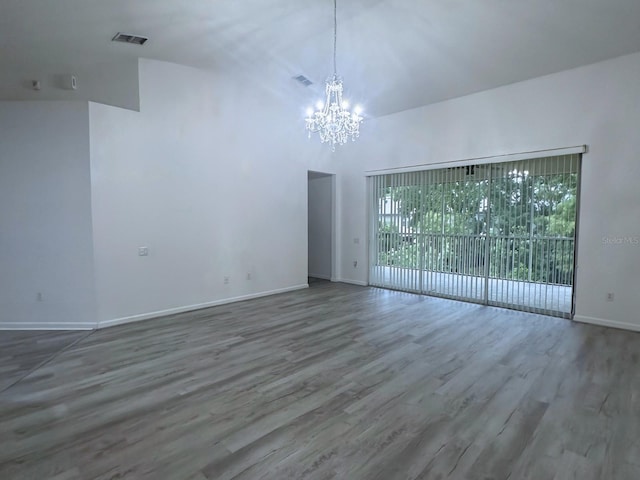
2, 0, 640, 116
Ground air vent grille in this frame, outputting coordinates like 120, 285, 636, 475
112, 32, 148, 45
293, 75, 313, 87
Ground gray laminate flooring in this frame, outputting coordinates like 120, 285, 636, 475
1, 281, 639, 479
0, 330, 88, 394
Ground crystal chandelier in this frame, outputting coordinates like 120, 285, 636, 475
305, 0, 363, 151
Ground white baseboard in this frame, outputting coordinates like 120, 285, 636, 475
574, 315, 640, 333
97, 284, 309, 330
0, 322, 96, 331
308, 273, 331, 280
336, 278, 368, 287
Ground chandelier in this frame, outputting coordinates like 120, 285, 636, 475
305, 0, 363, 151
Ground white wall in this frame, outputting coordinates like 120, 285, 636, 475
336, 51, 640, 331
0, 101, 97, 329
6, 53, 639, 333
89, 59, 312, 326
0, 60, 140, 111
308, 174, 333, 280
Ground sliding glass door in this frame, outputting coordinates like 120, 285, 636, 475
369, 154, 580, 318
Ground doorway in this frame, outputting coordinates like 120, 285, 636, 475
308, 171, 335, 282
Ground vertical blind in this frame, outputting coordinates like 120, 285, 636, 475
369, 154, 581, 318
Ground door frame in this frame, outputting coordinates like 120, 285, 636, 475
307, 171, 337, 282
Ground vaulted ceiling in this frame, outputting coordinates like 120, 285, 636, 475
2, 0, 640, 116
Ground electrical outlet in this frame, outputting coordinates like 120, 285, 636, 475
138, 246, 149, 256
36, 292, 43, 302
246, 273, 251, 280
354, 237, 360, 245
606, 292, 614, 302
224, 276, 230, 284
353, 260, 358, 268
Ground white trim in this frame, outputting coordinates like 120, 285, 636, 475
574, 315, 640, 333
97, 284, 309, 329
309, 273, 331, 280
365, 145, 587, 176
331, 174, 338, 285
0, 322, 96, 331
337, 278, 368, 287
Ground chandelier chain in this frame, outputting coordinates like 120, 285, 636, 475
333, 0, 337, 75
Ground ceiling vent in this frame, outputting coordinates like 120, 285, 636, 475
112, 32, 148, 45
293, 75, 313, 87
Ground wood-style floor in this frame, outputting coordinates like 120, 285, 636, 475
1, 281, 639, 480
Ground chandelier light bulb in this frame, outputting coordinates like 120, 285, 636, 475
315, 100, 324, 110
306, 107, 314, 117
342, 100, 349, 109
354, 105, 363, 115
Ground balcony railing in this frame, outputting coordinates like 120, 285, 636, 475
375, 233, 575, 286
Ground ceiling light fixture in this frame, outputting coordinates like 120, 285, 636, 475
305, 0, 363, 151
